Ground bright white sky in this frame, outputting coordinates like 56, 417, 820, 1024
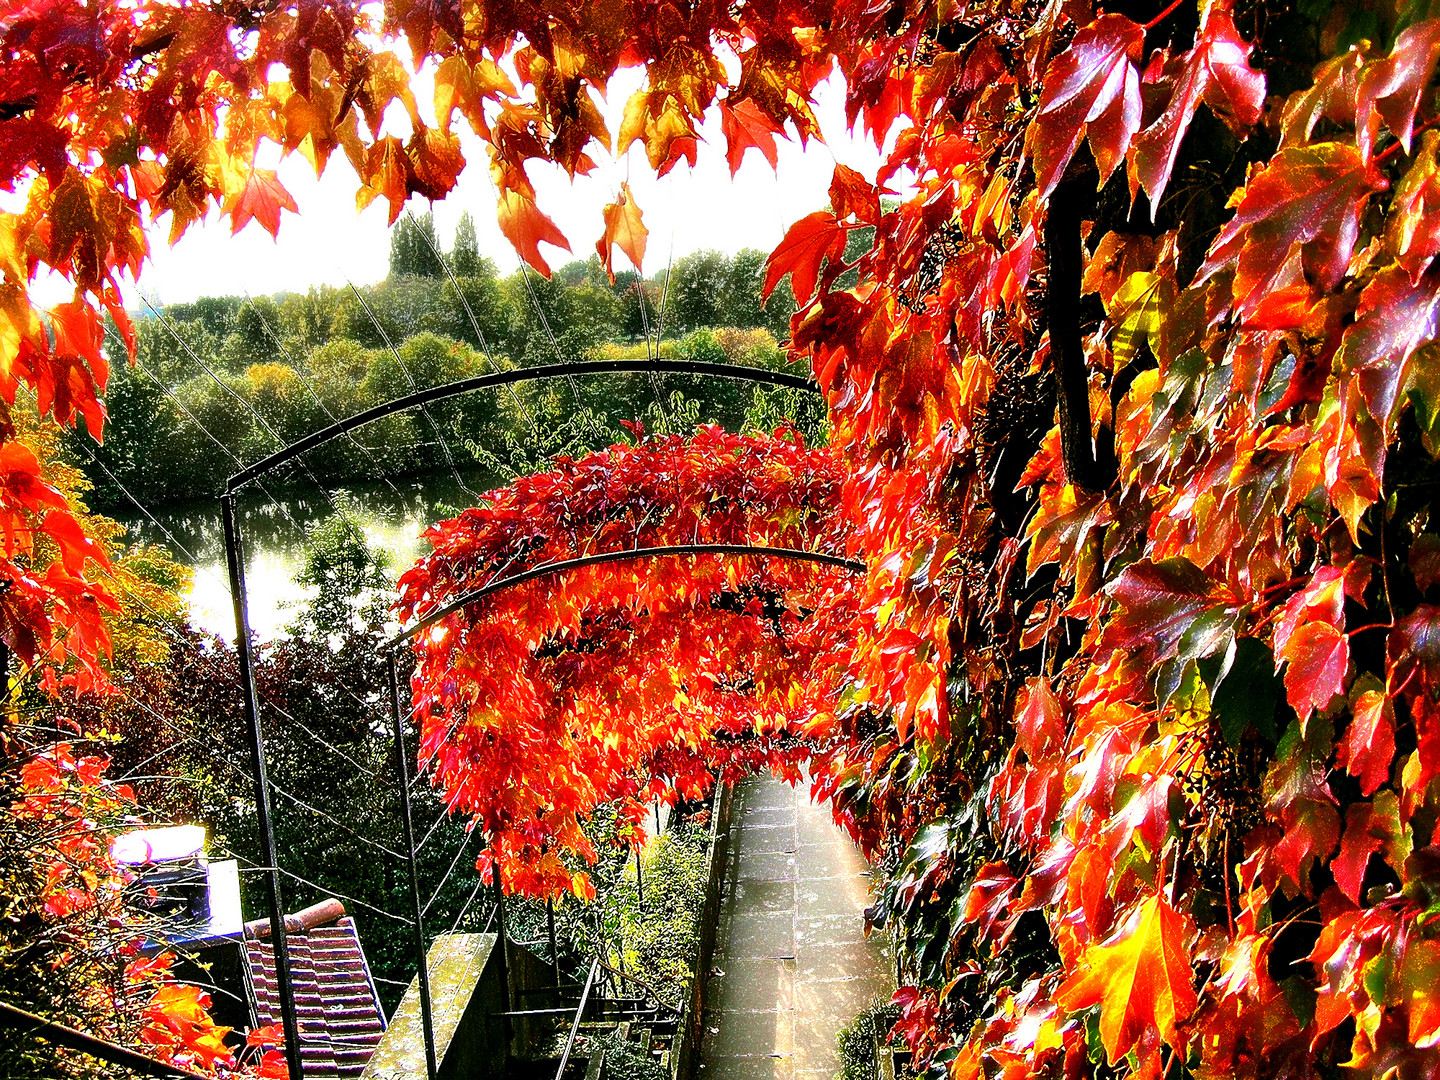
105, 64, 895, 307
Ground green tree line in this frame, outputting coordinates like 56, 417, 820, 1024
75, 215, 810, 510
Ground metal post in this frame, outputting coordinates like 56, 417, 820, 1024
492, 868, 512, 1054
492, 871, 511, 1009
221, 495, 304, 1080
546, 897, 559, 991
1, 639, 13, 725
387, 653, 438, 1080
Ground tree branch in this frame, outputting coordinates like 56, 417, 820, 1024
1044, 168, 1112, 494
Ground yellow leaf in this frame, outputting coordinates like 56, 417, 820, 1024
1106, 271, 1173, 372
1055, 892, 1198, 1064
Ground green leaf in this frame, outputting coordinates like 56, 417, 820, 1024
1280, 974, 1317, 1027
1363, 952, 1394, 1006
1203, 636, 1283, 745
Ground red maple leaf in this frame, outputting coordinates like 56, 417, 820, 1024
1199, 142, 1376, 323
1130, 4, 1265, 210
762, 210, 849, 305
1030, 13, 1144, 197
719, 98, 781, 177
829, 163, 881, 225
1356, 19, 1440, 158
1333, 801, 1384, 903
1338, 687, 1396, 796
1282, 621, 1350, 719
1339, 266, 1440, 434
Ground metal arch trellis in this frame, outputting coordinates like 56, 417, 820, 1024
220, 357, 848, 1080
224, 357, 819, 492
384, 544, 867, 652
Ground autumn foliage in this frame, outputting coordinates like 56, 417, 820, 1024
5, 740, 285, 1076
10, 0, 1440, 1075
396, 426, 858, 896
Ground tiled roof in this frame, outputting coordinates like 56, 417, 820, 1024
243, 899, 387, 1079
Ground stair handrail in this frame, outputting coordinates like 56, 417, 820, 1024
554, 958, 600, 1080
0, 1000, 209, 1080
594, 959, 684, 1021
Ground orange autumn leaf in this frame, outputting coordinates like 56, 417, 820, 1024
497, 189, 570, 276
762, 210, 848, 305
225, 169, 298, 238
1400, 938, 1440, 1047
596, 182, 648, 282
1056, 893, 1199, 1064
829, 163, 881, 224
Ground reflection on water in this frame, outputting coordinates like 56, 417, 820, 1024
116, 473, 495, 641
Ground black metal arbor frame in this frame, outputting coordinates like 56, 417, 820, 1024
219, 358, 864, 1080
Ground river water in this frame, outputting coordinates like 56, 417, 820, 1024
117, 473, 491, 641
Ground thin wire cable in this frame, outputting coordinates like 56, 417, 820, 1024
515, 259, 612, 446
189, 832, 411, 928
414, 802, 455, 856
126, 591, 390, 787
65, 437, 204, 566
421, 828, 474, 918
516, 258, 566, 363
100, 671, 406, 864
69, 602, 395, 850
98, 340, 417, 756
345, 282, 477, 501
240, 292, 410, 504
137, 310, 414, 732
634, 270, 655, 363
446, 875, 487, 937
13, 449, 421, 939
235, 864, 413, 925
428, 873, 490, 1034
45, 384, 248, 614
634, 231, 672, 427
117, 341, 308, 535
145, 301, 357, 531
145, 303, 292, 454
78, 538, 392, 789
403, 211, 536, 435
637, 240, 678, 432
11, 707, 396, 933
653, 241, 676, 354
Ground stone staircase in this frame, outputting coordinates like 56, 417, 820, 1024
577, 1018, 675, 1079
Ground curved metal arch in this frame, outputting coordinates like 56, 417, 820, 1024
388, 543, 866, 651
226, 358, 822, 492
221, 357, 829, 1079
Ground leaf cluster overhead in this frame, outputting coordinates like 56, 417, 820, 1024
398, 426, 858, 896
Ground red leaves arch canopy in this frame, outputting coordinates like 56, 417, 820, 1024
396, 428, 859, 897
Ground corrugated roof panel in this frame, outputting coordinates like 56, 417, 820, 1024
243, 905, 386, 1080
